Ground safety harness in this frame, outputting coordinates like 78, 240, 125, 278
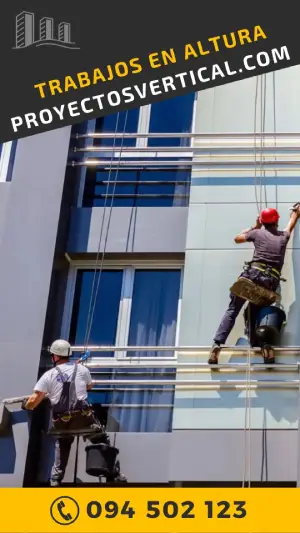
52, 365, 94, 427
230, 259, 286, 307
243, 261, 286, 282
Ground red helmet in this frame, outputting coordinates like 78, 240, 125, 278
260, 208, 280, 224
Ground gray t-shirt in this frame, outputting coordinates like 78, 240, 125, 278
245, 227, 290, 271
34, 363, 92, 406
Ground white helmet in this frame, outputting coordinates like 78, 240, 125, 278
49, 339, 72, 357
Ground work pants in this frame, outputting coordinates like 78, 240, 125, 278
213, 267, 279, 346
50, 422, 121, 484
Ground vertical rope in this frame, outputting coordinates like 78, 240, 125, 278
273, 72, 278, 210
262, 74, 268, 208
243, 76, 261, 487
297, 363, 300, 487
84, 112, 129, 350
83, 113, 121, 351
242, 73, 267, 488
253, 77, 260, 215
259, 74, 267, 211
259, 75, 264, 211
242, 304, 252, 488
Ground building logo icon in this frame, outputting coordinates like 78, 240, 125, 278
14, 11, 80, 49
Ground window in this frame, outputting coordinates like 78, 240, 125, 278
69, 270, 123, 356
94, 109, 140, 147
65, 266, 182, 432
148, 93, 195, 147
127, 270, 181, 357
83, 168, 191, 207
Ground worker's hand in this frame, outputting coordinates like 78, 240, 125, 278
21, 399, 28, 410
255, 216, 262, 229
290, 204, 300, 217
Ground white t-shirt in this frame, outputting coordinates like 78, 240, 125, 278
34, 363, 92, 406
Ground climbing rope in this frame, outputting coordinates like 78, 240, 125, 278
242, 304, 252, 488
242, 76, 263, 488
273, 72, 278, 210
243, 73, 270, 488
243, 72, 279, 487
253, 74, 268, 215
82, 114, 120, 351
297, 363, 300, 487
253, 76, 260, 215
261, 74, 268, 209
83, 111, 129, 353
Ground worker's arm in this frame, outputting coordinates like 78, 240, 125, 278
83, 365, 93, 391
25, 372, 49, 410
284, 208, 300, 234
234, 217, 262, 244
25, 391, 46, 410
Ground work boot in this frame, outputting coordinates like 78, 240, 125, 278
84, 423, 107, 444
88, 431, 108, 445
262, 344, 275, 367
208, 344, 221, 365
114, 472, 128, 483
50, 480, 61, 487
106, 471, 128, 483
105, 459, 127, 483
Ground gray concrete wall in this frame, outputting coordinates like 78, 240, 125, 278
0, 127, 71, 486
67, 207, 188, 253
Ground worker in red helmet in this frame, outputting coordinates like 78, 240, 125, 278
208, 205, 300, 365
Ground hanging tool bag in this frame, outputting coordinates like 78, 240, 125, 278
230, 261, 284, 306
255, 305, 286, 344
244, 304, 286, 345
51, 406, 98, 432
85, 443, 119, 477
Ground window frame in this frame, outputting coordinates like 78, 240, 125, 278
147, 94, 196, 148
82, 167, 192, 208
76, 98, 196, 207
0, 142, 15, 183
60, 259, 184, 361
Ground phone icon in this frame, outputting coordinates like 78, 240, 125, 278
57, 501, 73, 521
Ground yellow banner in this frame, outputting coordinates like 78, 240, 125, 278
0, 487, 298, 532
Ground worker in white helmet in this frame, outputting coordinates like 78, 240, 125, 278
24, 339, 126, 487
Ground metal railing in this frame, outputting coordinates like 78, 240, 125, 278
90, 379, 300, 390
74, 148, 300, 157
70, 160, 300, 170
74, 147, 300, 154
69, 344, 300, 353
83, 167, 191, 206
2, 345, 300, 410
70, 131, 300, 171
46, 345, 300, 391
74, 132, 300, 140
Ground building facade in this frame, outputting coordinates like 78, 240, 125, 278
0, 67, 300, 487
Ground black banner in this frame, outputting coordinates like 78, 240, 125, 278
1, 1, 299, 142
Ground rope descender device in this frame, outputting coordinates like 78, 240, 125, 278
77, 349, 91, 364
